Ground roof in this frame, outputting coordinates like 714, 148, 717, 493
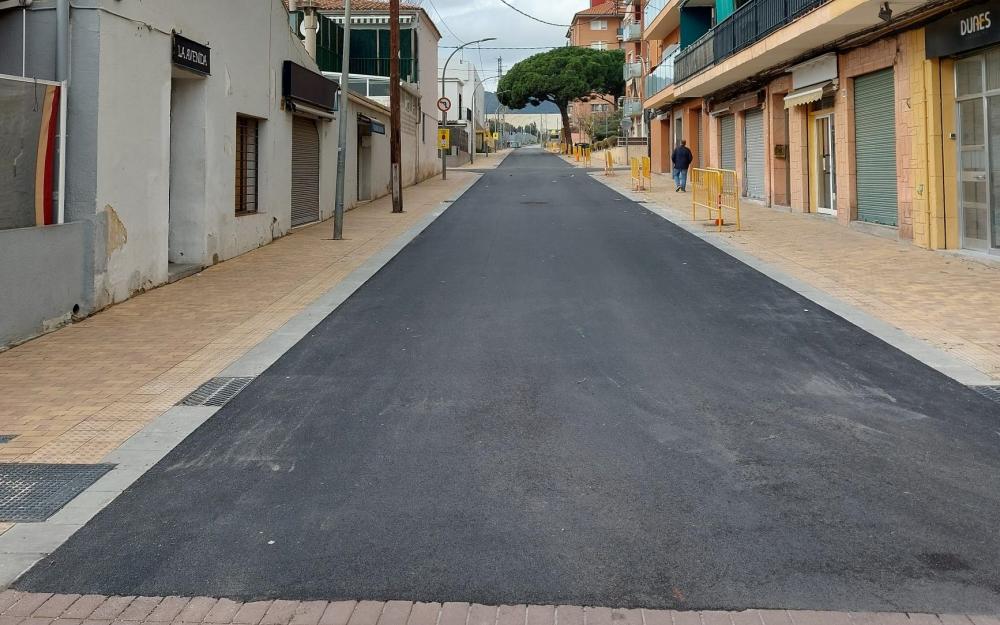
572, 1, 625, 20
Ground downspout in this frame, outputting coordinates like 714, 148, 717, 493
56, 0, 68, 81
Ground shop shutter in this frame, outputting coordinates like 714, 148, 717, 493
743, 108, 765, 199
719, 114, 736, 171
854, 69, 898, 226
291, 116, 320, 227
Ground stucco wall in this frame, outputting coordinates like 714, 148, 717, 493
0, 222, 89, 348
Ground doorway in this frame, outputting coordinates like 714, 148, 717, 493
955, 51, 1000, 253
810, 111, 836, 215
168, 75, 207, 272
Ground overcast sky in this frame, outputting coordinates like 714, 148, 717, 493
424, 0, 591, 91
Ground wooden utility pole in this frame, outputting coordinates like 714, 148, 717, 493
389, 0, 403, 213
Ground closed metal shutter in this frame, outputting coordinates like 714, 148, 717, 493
854, 69, 897, 226
695, 115, 703, 168
743, 108, 765, 199
719, 114, 736, 171
291, 116, 320, 227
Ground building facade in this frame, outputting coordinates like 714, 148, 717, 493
568, 1, 628, 143
0, 0, 340, 347
638, 0, 1000, 256
441, 61, 488, 165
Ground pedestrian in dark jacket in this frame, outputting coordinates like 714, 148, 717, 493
671, 140, 693, 192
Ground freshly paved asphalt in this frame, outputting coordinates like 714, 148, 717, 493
18, 150, 1000, 612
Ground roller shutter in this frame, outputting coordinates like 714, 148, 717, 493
719, 114, 736, 171
291, 116, 320, 227
743, 108, 765, 199
854, 69, 897, 226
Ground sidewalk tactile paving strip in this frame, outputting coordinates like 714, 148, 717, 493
178, 377, 255, 407
0, 462, 115, 521
969, 385, 1000, 404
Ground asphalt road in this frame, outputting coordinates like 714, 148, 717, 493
18, 149, 1000, 612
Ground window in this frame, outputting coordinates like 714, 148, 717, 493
235, 115, 259, 215
591, 103, 610, 112
590, 41, 608, 51
590, 19, 608, 30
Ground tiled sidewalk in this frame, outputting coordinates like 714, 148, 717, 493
0, 592, 993, 625
583, 158, 1000, 383
0, 165, 495, 535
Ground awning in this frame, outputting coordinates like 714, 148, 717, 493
783, 82, 834, 109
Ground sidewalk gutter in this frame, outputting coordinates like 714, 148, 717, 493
0, 170, 489, 588
587, 172, 998, 387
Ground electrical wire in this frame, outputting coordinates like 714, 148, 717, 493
422, 0, 465, 43
494, 0, 570, 27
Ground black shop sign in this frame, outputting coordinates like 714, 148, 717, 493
926, 1, 1000, 58
172, 34, 211, 75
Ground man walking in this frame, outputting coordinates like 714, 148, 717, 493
671, 139, 693, 192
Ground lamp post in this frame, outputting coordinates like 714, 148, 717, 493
440, 38, 496, 180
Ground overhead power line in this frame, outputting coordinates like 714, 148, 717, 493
495, 0, 571, 27
440, 45, 561, 50
423, 0, 465, 43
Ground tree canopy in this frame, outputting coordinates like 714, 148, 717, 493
497, 47, 625, 147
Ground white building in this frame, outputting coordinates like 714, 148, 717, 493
0, 0, 341, 347
440, 61, 487, 163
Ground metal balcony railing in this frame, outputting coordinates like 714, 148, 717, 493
321, 56, 419, 84
623, 97, 643, 117
623, 61, 644, 81
643, 0, 670, 28
674, 0, 829, 84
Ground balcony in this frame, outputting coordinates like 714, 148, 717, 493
623, 62, 643, 81
643, 0, 681, 40
318, 55, 419, 84
617, 27, 624, 40
645, 48, 678, 101
674, 0, 836, 88
623, 97, 643, 117
623, 22, 642, 41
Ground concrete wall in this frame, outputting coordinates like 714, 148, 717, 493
0, 222, 89, 347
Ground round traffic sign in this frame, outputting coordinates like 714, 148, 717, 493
437, 97, 451, 112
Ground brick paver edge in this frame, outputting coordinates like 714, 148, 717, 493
0, 172, 488, 589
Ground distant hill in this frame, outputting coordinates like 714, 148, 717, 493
485, 92, 559, 114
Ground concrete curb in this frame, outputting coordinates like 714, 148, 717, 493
0, 171, 489, 588
588, 172, 997, 387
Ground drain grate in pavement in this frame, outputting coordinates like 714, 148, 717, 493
178, 376, 255, 407
0, 463, 116, 522
969, 385, 1000, 404
0, 434, 17, 444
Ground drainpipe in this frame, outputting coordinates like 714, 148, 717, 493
288, 0, 298, 31
302, 4, 318, 59
56, 0, 68, 81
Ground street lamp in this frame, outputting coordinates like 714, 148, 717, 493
440, 37, 496, 180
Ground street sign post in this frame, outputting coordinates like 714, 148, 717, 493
437, 97, 451, 113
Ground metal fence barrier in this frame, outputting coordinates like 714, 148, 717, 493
690, 168, 741, 231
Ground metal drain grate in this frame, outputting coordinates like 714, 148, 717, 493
969, 385, 1000, 404
0, 434, 17, 444
178, 376, 255, 407
0, 463, 115, 522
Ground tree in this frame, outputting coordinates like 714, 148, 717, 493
498, 46, 625, 152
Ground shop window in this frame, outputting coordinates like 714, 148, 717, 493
957, 57, 983, 97
235, 115, 259, 215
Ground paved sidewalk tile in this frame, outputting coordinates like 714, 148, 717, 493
580, 156, 1000, 382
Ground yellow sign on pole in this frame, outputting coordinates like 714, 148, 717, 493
438, 129, 450, 150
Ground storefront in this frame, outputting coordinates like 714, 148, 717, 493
927, 0, 1000, 253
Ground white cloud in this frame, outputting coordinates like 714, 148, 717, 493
424, 0, 589, 90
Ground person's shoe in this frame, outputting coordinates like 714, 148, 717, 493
675, 185, 681, 192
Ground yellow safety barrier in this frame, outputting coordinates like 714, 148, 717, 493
604, 151, 615, 176
630, 157, 643, 191
584, 147, 592, 166
690, 168, 741, 231
641, 156, 652, 190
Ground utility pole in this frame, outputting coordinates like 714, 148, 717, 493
389, 0, 403, 213
333, 0, 351, 240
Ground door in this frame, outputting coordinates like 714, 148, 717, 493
743, 108, 765, 200
955, 53, 1000, 252
291, 116, 320, 227
854, 69, 898, 226
813, 113, 836, 215
719, 114, 736, 171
